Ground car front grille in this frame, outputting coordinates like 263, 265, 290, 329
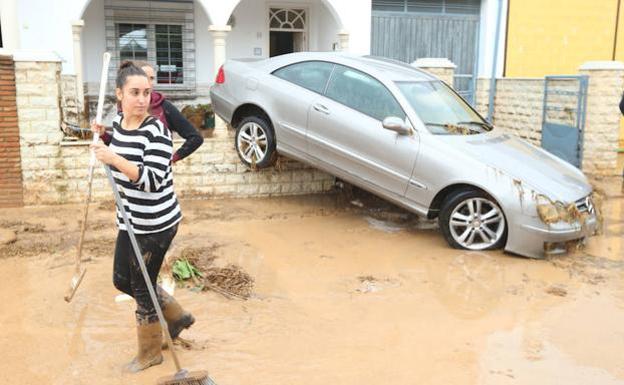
575, 195, 595, 214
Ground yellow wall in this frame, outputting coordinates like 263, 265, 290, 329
614, 0, 624, 62
505, 0, 619, 77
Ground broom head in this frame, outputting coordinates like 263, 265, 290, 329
156, 370, 216, 385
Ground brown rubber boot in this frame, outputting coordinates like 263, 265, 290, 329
158, 287, 195, 341
124, 321, 164, 373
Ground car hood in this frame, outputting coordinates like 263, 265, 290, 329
445, 131, 592, 202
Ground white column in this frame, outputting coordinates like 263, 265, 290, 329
338, 29, 349, 52
71, 20, 85, 122
0, 0, 20, 50
209, 24, 231, 134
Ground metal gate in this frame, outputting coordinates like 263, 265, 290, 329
541, 75, 589, 168
371, 3, 480, 104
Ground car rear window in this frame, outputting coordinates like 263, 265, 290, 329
272, 61, 335, 94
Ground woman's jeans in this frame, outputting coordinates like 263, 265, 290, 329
113, 224, 178, 324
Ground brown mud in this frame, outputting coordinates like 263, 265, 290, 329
0, 177, 623, 385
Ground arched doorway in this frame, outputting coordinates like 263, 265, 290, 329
226, 0, 344, 59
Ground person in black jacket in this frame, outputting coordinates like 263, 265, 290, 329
620, 92, 624, 115
132, 61, 204, 163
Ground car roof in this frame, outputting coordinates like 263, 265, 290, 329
260, 52, 437, 83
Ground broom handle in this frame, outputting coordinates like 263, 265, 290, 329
103, 165, 184, 373
76, 52, 111, 263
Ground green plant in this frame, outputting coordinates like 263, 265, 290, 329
172, 258, 203, 282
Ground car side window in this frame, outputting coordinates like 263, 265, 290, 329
272, 61, 335, 94
324, 65, 405, 121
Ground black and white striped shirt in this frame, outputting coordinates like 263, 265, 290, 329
108, 114, 182, 234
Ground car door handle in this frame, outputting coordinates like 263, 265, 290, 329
313, 103, 330, 115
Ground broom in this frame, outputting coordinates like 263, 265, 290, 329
64, 52, 111, 303
103, 165, 216, 385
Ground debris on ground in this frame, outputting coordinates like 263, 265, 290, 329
350, 199, 364, 208
202, 264, 254, 300
162, 336, 208, 351
0, 220, 45, 234
357, 275, 381, 293
173, 246, 254, 300
355, 275, 401, 293
545, 285, 568, 297
336, 182, 437, 231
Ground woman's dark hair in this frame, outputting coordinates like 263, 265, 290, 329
116, 61, 147, 89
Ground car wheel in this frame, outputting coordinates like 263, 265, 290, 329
235, 116, 277, 169
439, 189, 507, 251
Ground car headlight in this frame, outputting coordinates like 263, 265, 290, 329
536, 195, 586, 225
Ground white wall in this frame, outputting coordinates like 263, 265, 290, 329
227, 0, 266, 59
329, 0, 371, 54
317, 2, 341, 51
82, 0, 106, 83
478, 0, 508, 77
0, 0, 20, 49
11, 0, 369, 76
195, 1, 214, 85
226, 0, 342, 59
15, 0, 78, 74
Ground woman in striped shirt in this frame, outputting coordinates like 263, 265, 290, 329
91, 61, 193, 372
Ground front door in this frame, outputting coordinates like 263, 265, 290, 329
307, 64, 419, 197
269, 8, 307, 57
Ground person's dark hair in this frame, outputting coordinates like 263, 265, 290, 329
132, 60, 153, 70
116, 61, 147, 89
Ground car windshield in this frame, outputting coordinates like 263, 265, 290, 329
396, 81, 492, 135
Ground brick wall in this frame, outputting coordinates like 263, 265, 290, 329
0, 55, 24, 207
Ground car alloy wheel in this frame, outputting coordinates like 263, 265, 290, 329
449, 197, 505, 250
235, 115, 277, 169
237, 121, 268, 164
440, 189, 507, 251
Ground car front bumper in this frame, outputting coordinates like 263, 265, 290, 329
505, 212, 598, 259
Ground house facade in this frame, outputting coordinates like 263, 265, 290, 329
0, 0, 505, 123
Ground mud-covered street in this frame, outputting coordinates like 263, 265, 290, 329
0, 179, 623, 385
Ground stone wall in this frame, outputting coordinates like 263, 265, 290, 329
59, 74, 85, 135
412, 58, 456, 86
475, 78, 546, 146
476, 62, 624, 175
13, 56, 334, 205
57, 135, 335, 205
14, 58, 65, 205
0, 55, 24, 207
579, 62, 624, 175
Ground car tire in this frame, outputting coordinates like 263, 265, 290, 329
439, 189, 507, 251
235, 116, 277, 169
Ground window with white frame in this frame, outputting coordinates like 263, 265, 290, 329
105, 0, 195, 88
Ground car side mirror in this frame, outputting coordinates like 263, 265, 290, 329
382, 117, 412, 135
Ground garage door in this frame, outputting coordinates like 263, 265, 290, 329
371, 0, 481, 104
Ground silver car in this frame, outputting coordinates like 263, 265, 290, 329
210, 52, 598, 259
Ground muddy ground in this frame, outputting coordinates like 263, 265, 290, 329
0, 178, 623, 385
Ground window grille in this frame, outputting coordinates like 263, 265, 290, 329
105, 0, 195, 89
269, 8, 306, 31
